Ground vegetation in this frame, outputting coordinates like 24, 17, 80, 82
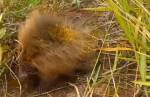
0, 0, 150, 97
84, 0, 150, 97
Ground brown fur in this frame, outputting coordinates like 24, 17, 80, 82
18, 10, 96, 89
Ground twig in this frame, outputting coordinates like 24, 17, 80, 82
5, 64, 22, 97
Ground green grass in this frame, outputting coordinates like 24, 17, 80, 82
0, 0, 150, 96
0, 0, 41, 96
84, 0, 150, 96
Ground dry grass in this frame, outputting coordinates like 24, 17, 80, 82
0, 0, 150, 97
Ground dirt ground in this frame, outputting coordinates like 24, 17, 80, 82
0, 0, 141, 97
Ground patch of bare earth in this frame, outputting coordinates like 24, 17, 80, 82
0, 0, 140, 97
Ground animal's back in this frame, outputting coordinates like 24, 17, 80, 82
18, 10, 96, 89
